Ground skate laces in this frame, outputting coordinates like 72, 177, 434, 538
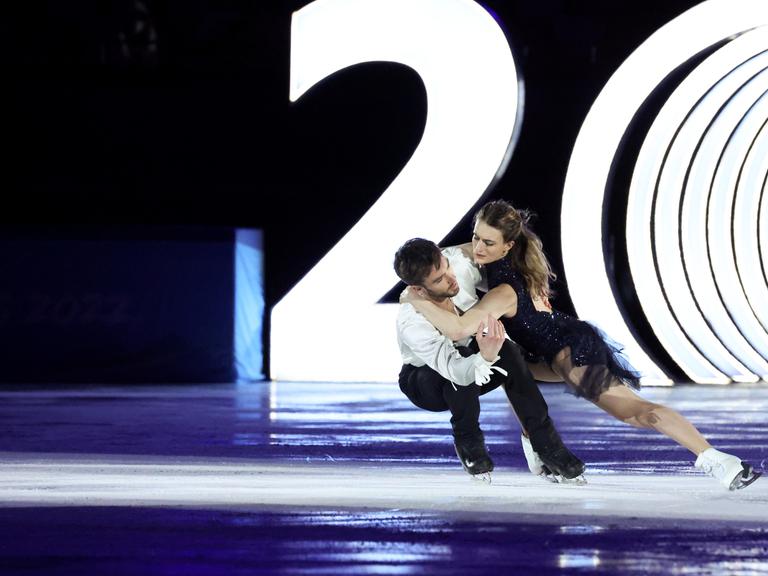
699, 457, 726, 479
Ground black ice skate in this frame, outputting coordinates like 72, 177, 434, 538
521, 434, 559, 483
529, 426, 586, 485
454, 432, 494, 483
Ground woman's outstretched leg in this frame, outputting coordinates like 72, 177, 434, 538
593, 385, 710, 454
551, 346, 709, 453
594, 385, 759, 488
549, 348, 761, 489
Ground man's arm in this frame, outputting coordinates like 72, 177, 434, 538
397, 308, 504, 386
402, 284, 517, 341
440, 242, 473, 257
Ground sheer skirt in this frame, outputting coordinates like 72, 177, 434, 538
544, 320, 641, 401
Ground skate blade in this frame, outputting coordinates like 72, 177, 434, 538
731, 465, 761, 491
539, 472, 560, 483
470, 472, 492, 484
553, 474, 588, 486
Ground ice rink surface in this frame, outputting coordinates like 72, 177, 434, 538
0, 381, 766, 574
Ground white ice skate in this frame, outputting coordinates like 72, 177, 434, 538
521, 434, 587, 485
695, 448, 762, 490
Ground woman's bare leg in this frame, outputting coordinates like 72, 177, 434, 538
550, 347, 711, 455
528, 361, 563, 383
594, 385, 711, 455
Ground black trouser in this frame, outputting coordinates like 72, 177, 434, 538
399, 339, 553, 440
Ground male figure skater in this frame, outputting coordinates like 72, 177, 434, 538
394, 238, 585, 483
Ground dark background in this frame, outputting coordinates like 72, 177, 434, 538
7, 0, 704, 378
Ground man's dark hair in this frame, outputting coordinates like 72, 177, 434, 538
393, 238, 442, 286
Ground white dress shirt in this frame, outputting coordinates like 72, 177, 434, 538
396, 246, 499, 387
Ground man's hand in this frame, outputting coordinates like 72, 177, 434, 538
476, 314, 505, 362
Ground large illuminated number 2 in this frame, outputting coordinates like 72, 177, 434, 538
271, 0, 521, 381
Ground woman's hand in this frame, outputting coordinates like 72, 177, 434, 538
533, 295, 553, 312
476, 314, 505, 362
399, 286, 428, 304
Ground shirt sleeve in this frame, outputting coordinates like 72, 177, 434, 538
442, 246, 483, 310
397, 305, 498, 387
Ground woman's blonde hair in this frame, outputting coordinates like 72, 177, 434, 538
474, 199, 556, 298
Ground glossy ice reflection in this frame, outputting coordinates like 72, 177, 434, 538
0, 381, 766, 575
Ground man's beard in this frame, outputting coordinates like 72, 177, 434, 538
424, 285, 459, 301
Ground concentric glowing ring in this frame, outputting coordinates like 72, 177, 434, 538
632, 34, 768, 383
735, 118, 768, 335
707, 91, 768, 374
636, 35, 768, 383
562, 0, 768, 384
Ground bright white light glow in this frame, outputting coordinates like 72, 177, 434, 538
558, 551, 601, 569
708, 90, 768, 376
627, 33, 768, 383
762, 164, 768, 278
562, 0, 768, 384
635, 32, 768, 383
272, 0, 520, 381
682, 68, 768, 380
649, 37, 768, 382
735, 119, 768, 336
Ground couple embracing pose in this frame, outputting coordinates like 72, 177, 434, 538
394, 199, 760, 491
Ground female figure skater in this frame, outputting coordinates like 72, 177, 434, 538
402, 199, 760, 490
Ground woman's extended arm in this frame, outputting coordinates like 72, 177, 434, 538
438, 241, 473, 256
402, 284, 517, 341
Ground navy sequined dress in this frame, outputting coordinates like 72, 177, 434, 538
485, 257, 641, 400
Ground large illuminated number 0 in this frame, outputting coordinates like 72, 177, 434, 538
271, 0, 521, 381
562, 0, 768, 384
